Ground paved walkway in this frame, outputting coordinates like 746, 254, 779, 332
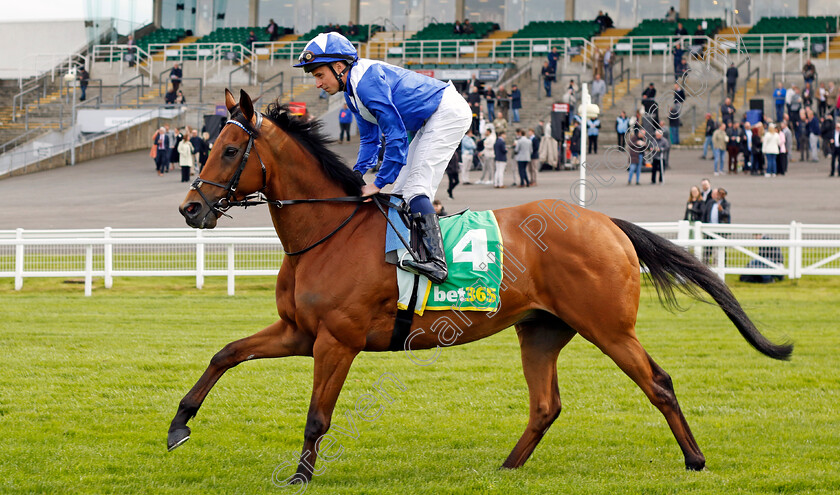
1, 142, 837, 229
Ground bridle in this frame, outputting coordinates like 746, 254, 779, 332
189, 112, 267, 217
188, 111, 415, 258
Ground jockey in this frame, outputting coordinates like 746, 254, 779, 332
294, 32, 471, 285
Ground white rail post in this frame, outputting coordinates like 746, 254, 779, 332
693, 222, 703, 260
677, 220, 690, 243
196, 230, 204, 289
227, 243, 235, 296
85, 244, 93, 296
104, 226, 113, 289
14, 228, 24, 290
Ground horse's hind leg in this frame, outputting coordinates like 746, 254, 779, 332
167, 318, 314, 451
595, 334, 706, 470
502, 315, 576, 469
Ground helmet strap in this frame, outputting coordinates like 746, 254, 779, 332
328, 61, 353, 92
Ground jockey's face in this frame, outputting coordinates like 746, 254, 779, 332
312, 62, 347, 95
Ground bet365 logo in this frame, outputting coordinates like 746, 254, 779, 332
432, 285, 497, 304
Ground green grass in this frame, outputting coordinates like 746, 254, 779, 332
1, 276, 838, 494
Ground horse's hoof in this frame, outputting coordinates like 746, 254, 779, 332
167, 427, 191, 451
685, 457, 706, 471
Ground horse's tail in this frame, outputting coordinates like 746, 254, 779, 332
610, 217, 793, 360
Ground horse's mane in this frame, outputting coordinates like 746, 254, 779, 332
257, 101, 363, 196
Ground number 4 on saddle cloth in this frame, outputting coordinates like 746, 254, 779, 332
384, 197, 504, 315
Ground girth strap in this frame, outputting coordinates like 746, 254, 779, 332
389, 274, 420, 352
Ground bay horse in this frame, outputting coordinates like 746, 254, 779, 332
170, 89, 791, 481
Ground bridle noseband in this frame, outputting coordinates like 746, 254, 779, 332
190, 112, 268, 218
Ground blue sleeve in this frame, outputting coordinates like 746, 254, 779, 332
353, 113, 382, 175
356, 66, 409, 189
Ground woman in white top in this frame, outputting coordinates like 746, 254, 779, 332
762, 123, 781, 177
177, 135, 195, 183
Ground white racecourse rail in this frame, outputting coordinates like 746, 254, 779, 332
2, 222, 840, 296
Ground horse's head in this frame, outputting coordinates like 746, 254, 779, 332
180, 89, 267, 229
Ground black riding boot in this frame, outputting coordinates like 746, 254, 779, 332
401, 213, 448, 285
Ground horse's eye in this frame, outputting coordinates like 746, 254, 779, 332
224, 147, 238, 157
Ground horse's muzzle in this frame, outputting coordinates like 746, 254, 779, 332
179, 200, 218, 229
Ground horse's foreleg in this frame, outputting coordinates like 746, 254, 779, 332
167, 318, 314, 451
597, 336, 706, 470
291, 331, 360, 483
501, 318, 576, 469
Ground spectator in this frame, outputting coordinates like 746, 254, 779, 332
702, 188, 731, 224
701, 113, 715, 159
673, 82, 686, 104
587, 115, 600, 154
485, 86, 496, 121
659, 119, 671, 168
164, 123, 176, 172
169, 63, 183, 93
152, 127, 169, 176
802, 59, 816, 86
763, 122, 780, 176
820, 113, 834, 157
797, 108, 809, 162
177, 131, 195, 183
726, 63, 738, 99
603, 47, 613, 86
591, 47, 604, 79
547, 47, 560, 74
642, 83, 657, 121
668, 102, 681, 145
467, 86, 482, 132
541, 62, 555, 98
76, 66, 89, 102
700, 178, 713, 202
773, 82, 787, 122
806, 108, 821, 162
174, 90, 186, 105
514, 129, 532, 187
126, 33, 136, 67
693, 24, 706, 47
493, 130, 508, 188
460, 129, 476, 184
492, 111, 507, 137
347, 21, 359, 37
712, 122, 728, 176
570, 118, 581, 166
595, 10, 607, 31
720, 97, 736, 125
602, 11, 614, 29
802, 82, 813, 109
740, 121, 752, 173
445, 145, 460, 199
267, 19, 280, 41
246, 30, 258, 50
615, 110, 629, 147
672, 43, 685, 77
665, 6, 678, 23
684, 186, 704, 222
817, 82, 829, 117
651, 129, 668, 183
590, 73, 606, 107
779, 121, 792, 175
674, 22, 688, 36
726, 122, 741, 173
189, 129, 205, 175
497, 85, 510, 120
463, 20, 474, 35
164, 84, 176, 105
477, 128, 496, 185
170, 125, 185, 167
830, 121, 840, 176
510, 84, 522, 123
751, 122, 765, 175
527, 128, 540, 186
453, 20, 463, 34
626, 129, 645, 185
338, 104, 353, 143
433, 199, 447, 216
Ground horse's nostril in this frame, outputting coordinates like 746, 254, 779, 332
185, 203, 200, 216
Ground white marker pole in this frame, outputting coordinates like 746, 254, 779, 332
579, 83, 591, 208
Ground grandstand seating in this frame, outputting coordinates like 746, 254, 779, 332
738, 16, 838, 53
613, 18, 724, 54
199, 26, 271, 45
492, 21, 599, 58
273, 25, 382, 59
136, 28, 186, 54
409, 22, 498, 41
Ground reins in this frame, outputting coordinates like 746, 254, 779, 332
191, 112, 419, 258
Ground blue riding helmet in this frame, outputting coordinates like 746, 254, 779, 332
294, 32, 358, 72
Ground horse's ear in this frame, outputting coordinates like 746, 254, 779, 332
225, 89, 236, 113
239, 89, 254, 121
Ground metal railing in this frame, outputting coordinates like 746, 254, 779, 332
114, 74, 146, 107
3, 222, 840, 296
229, 61, 253, 88
259, 72, 285, 99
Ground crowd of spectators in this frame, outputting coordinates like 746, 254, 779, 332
150, 124, 210, 179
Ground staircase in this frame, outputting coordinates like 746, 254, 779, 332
477, 31, 515, 58
821, 34, 840, 60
